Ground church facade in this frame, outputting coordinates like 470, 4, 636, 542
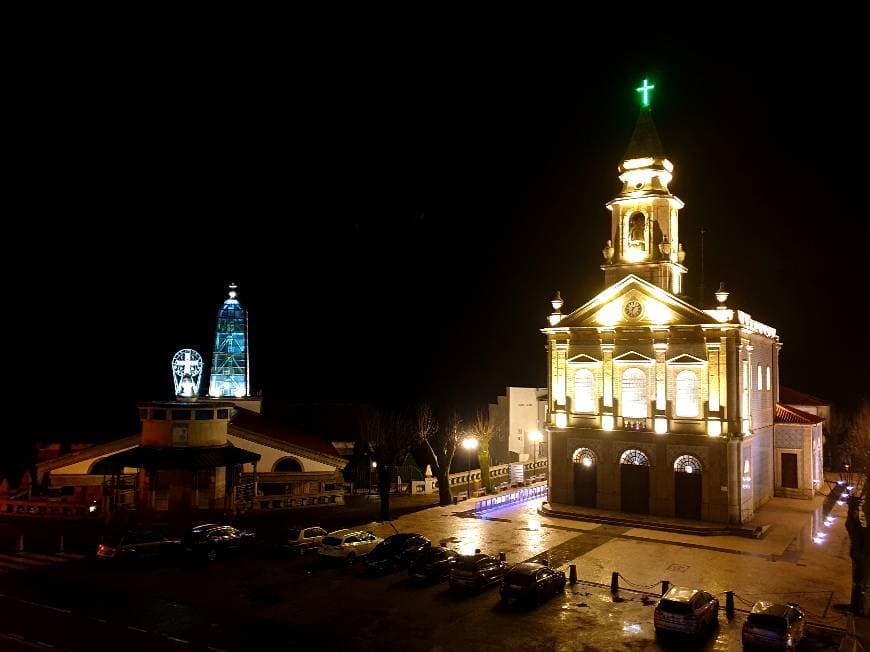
543, 100, 794, 525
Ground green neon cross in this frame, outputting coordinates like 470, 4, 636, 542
636, 79, 655, 107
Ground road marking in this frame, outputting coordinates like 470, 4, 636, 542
0, 631, 55, 649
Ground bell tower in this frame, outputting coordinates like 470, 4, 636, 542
602, 79, 687, 295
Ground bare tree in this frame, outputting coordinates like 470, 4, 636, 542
468, 410, 496, 493
359, 406, 415, 522
416, 404, 461, 506
839, 401, 869, 615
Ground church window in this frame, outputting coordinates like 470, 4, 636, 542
628, 212, 645, 248
766, 366, 771, 391
621, 367, 647, 418
675, 370, 698, 417
573, 369, 596, 413
217, 409, 229, 419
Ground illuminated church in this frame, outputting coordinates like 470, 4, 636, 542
543, 83, 823, 524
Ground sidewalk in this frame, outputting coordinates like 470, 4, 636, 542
540, 501, 764, 537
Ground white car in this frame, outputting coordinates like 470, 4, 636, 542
654, 586, 719, 636
286, 526, 328, 555
317, 530, 382, 562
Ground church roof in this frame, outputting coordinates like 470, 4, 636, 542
623, 107, 666, 160
778, 387, 830, 407
230, 408, 342, 459
97, 444, 260, 470
775, 403, 825, 425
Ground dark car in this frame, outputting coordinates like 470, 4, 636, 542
408, 546, 460, 583
448, 553, 509, 592
96, 530, 183, 562
185, 523, 256, 562
500, 563, 566, 604
364, 533, 431, 573
742, 601, 805, 650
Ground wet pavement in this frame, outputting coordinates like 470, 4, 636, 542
0, 493, 854, 650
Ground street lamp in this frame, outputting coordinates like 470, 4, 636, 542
528, 430, 543, 465
462, 436, 478, 498
370, 460, 377, 495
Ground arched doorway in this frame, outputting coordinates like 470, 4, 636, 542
674, 455, 702, 520
273, 457, 303, 472
572, 448, 597, 507
620, 449, 650, 514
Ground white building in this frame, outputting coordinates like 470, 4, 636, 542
489, 387, 548, 464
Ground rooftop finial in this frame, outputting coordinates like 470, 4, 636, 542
228, 282, 238, 299
636, 78, 655, 108
715, 282, 729, 307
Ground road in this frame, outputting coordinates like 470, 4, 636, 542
0, 495, 853, 651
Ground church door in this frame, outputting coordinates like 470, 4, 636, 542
620, 450, 650, 515
781, 453, 798, 489
573, 460, 597, 507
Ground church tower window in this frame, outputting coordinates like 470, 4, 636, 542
766, 366, 771, 391
757, 365, 763, 393
573, 369, 596, 413
621, 368, 647, 418
675, 370, 698, 417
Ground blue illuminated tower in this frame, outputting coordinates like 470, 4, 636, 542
208, 283, 250, 398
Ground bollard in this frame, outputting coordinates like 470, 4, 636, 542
474, 548, 481, 554
610, 571, 619, 593
15, 534, 24, 553
661, 579, 670, 596
725, 591, 735, 620
568, 564, 577, 585
57, 535, 64, 554
498, 551, 506, 561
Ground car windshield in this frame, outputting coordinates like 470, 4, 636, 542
322, 536, 343, 546
748, 614, 787, 631
457, 558, 488, 571
658, 600, 693, 615
287, 530, 301, 540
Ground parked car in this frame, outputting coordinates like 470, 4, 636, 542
317, 530, 382, 562
285, 527, 328, 555
448, 553, 509, 592
742, 601, 805, 650
654, 586, 719, 636
96, 530, 183, 562
185, 523, 256, 562
408, 546, 460, 583
500, 562, 566, 604
364, 533, 431, 573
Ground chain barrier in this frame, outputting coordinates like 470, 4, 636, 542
616, 573, 662, 590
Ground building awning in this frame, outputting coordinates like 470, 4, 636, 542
98, 445, 260, 471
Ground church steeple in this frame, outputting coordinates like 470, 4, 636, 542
602, 81, 686, 296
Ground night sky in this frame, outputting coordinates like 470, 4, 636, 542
13, 39, 868, 462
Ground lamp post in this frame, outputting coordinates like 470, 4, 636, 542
462, 436, 478, 498
528, 430, 543, 465
370, 460, 377, 495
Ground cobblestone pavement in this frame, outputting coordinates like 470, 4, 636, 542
0, 493, 854, 650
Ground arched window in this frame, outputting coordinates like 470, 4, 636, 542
673, 455, 702, 474
675, 370, 698, 417
274, 457, 303, 472
621, 368, 647, 418
572, 448, 596, 467
757, 365, 763, 392
766, 366, 771, 391
573, 369, 595, 413
620, 449, 650, 466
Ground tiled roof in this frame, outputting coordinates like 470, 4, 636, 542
779, 387, 830, 407
230, 408, 342, 458
775, 403, 825, 425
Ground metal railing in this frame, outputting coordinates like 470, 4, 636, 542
473, 483, 548, 514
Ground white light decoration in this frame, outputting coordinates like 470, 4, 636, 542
582, 457, 592, 468
602, 415, 614, 431
707, 419, 722, 437
555, 412, 568, 428
172, 349, 204, 398
654, 417, 667, 434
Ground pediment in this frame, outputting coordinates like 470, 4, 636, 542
667, 353, 706, 364
613, 350, 655, 362
554, 275, 714, 329
567, 353, 601, 363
